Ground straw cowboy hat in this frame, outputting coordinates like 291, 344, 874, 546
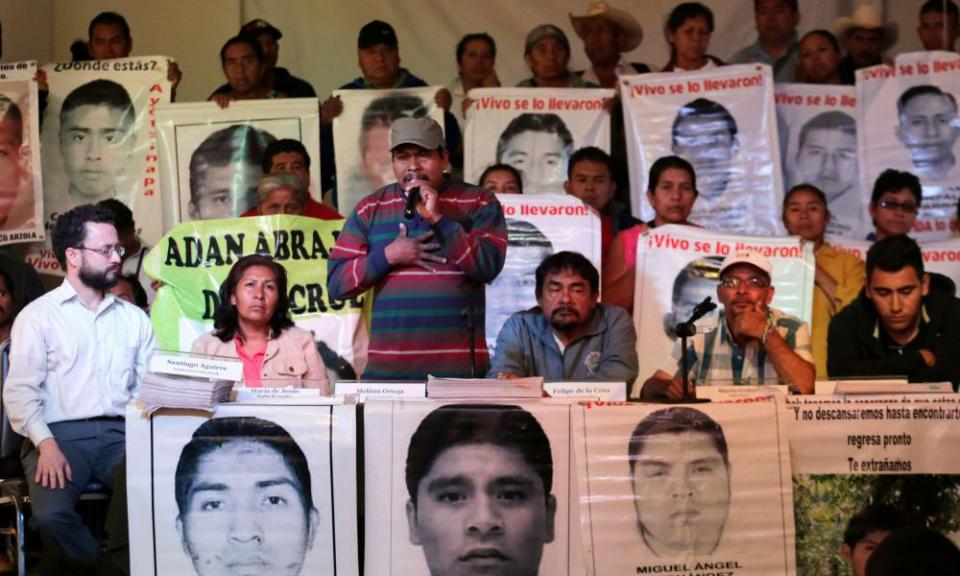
833, 4, 899, 52
570, 0, 644, 52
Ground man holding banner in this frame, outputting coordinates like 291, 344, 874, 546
641, 251, 814, 398
328, 117, 506, 379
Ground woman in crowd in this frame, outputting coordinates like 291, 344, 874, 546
191, 254, 330, 392
254, 173, 308, 216
450, 32, 500, 122
781, 184, 864, 379
661, 2, 724, 72
0, 266, 16, 346
795, 29, 843, 84
603, 156, 699, 313
479, 163, 523, 194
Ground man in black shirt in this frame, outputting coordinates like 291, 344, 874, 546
210, 19, 316, 99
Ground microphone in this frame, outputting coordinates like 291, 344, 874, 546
675, 296, 717, 338
404, 187, 421, 220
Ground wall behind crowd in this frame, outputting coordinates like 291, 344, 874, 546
1, 0, 913, 105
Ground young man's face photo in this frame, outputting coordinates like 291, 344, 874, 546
190, 161, 262, 220
631, 430, 731, 558
60, 103, 134, 203
501, 131, 567, 194
795, 128, 857, 201
672, 114, 737, 199
177, 439, 318, 576
0, 111, 23, 219
406, 442, 556, 576
897, 92, 960, 175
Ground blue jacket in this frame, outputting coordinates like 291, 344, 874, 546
487, 304, 638, 385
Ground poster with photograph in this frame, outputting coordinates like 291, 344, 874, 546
0, 61, 42, 245
631, 225, 815, 395
776, 84, 862, 238
782, 394, 960, 576
463, 87, 614, 195
826, 233, 960, 288
485, 193, 602, 355
573, 400, 796, 575
39, 56, 172, 245
363, 399, 584, 576
126, 401, 359, 576
156, 98, 321, 230
857, 51, 960, 242
143, 214, 368, 380
621, 64, 784, 235
332, 87, 443, 216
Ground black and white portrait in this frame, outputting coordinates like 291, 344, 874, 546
496, 113, 573, 195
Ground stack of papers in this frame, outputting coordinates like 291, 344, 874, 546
139, 372, 235, 415
426, 376, 544, 399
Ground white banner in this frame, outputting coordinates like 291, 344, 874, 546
826, 233, 960, 288
463, 87, 614, 194
486, 193, 602, 354
156, 98, 321, 230
775, 84, 862, 238
363, 399, 584, 575
857, 51, 960, 241
0, 61, 42, 245
573, 400, 796, 575
332, 87, 443, 216
39, 56, 172, 245
127, 401, 359, 576
621, 64, 784, 235
632, 225, 815, 392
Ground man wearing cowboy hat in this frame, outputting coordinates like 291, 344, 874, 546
834, 5, 898, 85
569, 0, 650, 89
729, 0, 802, 83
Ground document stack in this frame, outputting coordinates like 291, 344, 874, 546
426, 375, 544, 399
138, 372, 235, 415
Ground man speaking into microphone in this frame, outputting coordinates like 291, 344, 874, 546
328, 116, 507, 379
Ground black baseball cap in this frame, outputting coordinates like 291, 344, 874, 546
358, 20, 398, 49
241, 19, 282, 40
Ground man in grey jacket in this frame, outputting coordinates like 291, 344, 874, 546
488, 250, 638, 384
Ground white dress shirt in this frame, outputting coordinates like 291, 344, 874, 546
3, 280, 155, 445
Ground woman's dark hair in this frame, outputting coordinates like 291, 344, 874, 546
648, 155, 697, 194
666, 2, 715, 33
0, 265, 18, 322
479, 163, 524, 193
456, 33, 497, 64
800, 29, 841, 54
212, 254, 294, 342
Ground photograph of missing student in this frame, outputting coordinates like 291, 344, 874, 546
39, 57, 171, 242
363, 400, 579, 575
136, 403, 355, 576
573, 401, 795, 575
332, 87, 443, 216
0, 64, 42, 244
464, 87, 613, 196
621, 65, 784, 236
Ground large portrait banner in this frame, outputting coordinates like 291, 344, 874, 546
573, 399, 796, 575
857, 50, 960, 241
363, 399, 584, 575
632, 225, 815, 396
143, 214, 368, 380
463, 87, 614, 195
127, 401, 359, 576
485, 193, 601, 355
156, 98, 321, 230
621, 64, 784, 235
826, 233, 960, 288
776, 83, 862, 238
0, 61, 42, 245
332, 87, 443, 216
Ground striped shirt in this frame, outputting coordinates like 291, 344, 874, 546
660, 308, 813, 385
327, 178, 507, 379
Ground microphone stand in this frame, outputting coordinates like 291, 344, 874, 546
671, 297, 716, 403
462, 306, 478, 378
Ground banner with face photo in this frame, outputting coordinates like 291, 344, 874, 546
156, 98, 321, 231
826, 233, 960, 287
632, 225, 815, 396
364, 399, 583, 575
126, 401, 359, 576
857, 51, 960, 242
486, 193, 602, 354
463, 87, 614, 195
622, 64, 784, 235
143, 215, 368, 380
0, 61, 42, 245
573, 400, 795, 575
332, 87, 443, 216
776, 84, 862, 238
39, 56, 172, 245
783, 394, 960, 576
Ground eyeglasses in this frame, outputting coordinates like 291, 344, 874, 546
877, 200, 918, 214
76, 245, 126, 258
719, 276, 769, 289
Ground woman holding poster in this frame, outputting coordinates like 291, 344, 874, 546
661, 3, 725, 72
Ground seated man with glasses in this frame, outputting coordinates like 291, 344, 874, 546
867, 169, 921, 241
639, 251, 815, 399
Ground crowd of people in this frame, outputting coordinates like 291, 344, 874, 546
2, 1, 960, 574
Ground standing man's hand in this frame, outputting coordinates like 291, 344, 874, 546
384, 223, 446, 271
414, 182, 442, 224
321, 95, 343, 124
35, 438, 72, 490
434, 88, 453, 112
210, 93, 232, 109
